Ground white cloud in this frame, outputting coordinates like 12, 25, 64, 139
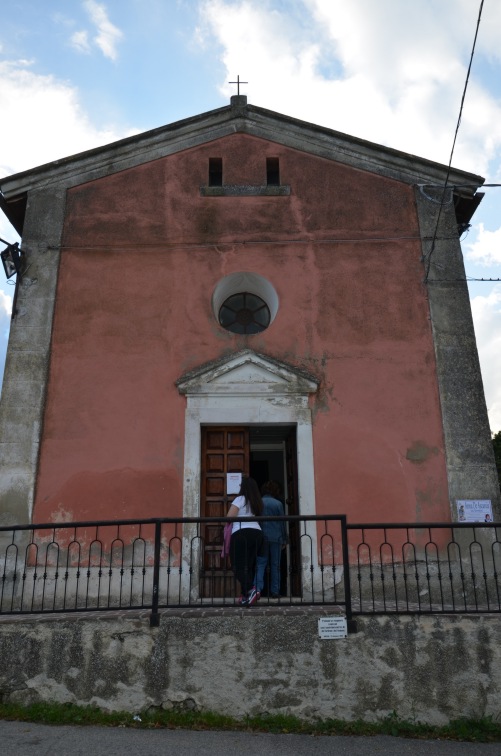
198, 0, 501, 177
0, 299, 10, 395
83, 0, 123, 61
0, 56, 136, 397
465, 223, 501, 267
0, 59, 136, 177
0, 210, 20, 255
0, 290, 12, 318
471, 286, 501, 432
0, 281, 12, 397
70, 29, 92, 54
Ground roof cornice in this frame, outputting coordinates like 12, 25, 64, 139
0, 99, 485, 199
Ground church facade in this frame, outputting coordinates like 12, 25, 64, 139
0, 95, 499, 532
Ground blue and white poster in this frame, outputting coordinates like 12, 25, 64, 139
456, 500, 493, 523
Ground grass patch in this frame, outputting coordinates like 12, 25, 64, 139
0, 702, 500, 742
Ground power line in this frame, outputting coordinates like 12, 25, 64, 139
424, 0, 484, 283
44, 233, 474, 251
429, 278, 501, 283
420, 183, 501, 189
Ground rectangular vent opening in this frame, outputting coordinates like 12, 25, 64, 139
266, 157, 280, 186
209, 158, 223, 187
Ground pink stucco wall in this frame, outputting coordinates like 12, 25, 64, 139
33, 133, 450, 523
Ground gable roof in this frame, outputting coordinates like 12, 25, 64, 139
0, 95, 484, 235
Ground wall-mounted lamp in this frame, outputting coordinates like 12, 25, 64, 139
0, 239, 22, 280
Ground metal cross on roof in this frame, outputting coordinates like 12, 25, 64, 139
229, 75, 248, 96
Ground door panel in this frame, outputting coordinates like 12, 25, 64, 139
200, 427, 249, 597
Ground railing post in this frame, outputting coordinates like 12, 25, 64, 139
150, 520, 161, 627
341, 516, 357, 633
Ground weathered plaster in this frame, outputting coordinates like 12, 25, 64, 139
0, 186, 65, 525
415, 186, 501, 517
1, 612, 500, 725
27, 137, 454, 524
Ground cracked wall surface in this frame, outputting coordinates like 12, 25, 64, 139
0, 612, 500, 725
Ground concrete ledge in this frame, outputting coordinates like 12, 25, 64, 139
200, 185, 291, 196
0, 604, 345, 625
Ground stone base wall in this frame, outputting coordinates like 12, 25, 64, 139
0, 609, 500, 725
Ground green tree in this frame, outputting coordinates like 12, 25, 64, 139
493, 431, 501, 494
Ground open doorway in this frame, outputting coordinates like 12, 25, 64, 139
249, 425, 299, 597
200, 424, 300, 598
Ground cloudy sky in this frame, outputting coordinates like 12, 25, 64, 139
0, 0, 500, 431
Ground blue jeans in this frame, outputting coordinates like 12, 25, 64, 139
256, 541, 282, 595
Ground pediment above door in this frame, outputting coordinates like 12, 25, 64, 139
176, 349, 318, 396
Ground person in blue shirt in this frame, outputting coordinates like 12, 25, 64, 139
255, 481, 287, 598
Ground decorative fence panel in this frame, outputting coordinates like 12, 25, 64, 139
346, 523, 501, 614
1, 517, 499, 626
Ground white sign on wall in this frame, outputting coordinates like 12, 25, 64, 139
456, 499, 493, 523
318, 616, 348, 639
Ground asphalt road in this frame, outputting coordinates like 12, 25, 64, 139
1, 722, 500, 756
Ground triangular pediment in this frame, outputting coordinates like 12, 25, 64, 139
176, 350, 318, 396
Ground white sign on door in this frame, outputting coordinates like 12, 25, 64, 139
227, 473, 242, 495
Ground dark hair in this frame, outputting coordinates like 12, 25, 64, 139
239, 476, 263, 516
261, 480, 281, 499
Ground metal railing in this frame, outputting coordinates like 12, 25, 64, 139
0, 516, 499, 626
347, 522, 501, 615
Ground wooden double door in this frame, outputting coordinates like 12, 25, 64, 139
200, 425, 300, 598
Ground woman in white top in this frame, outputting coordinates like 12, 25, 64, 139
227, 476, 264, 606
